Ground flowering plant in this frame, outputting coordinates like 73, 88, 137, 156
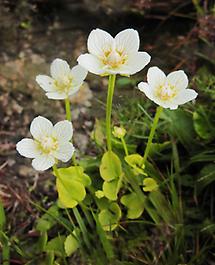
15, 28, 198, 263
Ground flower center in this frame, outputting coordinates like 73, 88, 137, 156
156, 83, 177, 101
102, 49, 127, 69
37, 136, 59, 154
54, 75, 73, 94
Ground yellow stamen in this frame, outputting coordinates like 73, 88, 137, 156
156, 83, 177, 101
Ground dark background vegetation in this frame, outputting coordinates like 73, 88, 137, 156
0, 0, 215, 264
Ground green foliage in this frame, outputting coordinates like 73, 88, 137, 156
143, 178, 158, 192
36, 205, 60, 232
162, 109, 196, 149
121, 192, 144, 219
98, 202, 122, 231
45, 235, 66, 257
0, 200, 6, 231
91, 118, 106, 148
64, 231, 79, 256
100, 151, 122, 181
193, 106, 215, 141
192, 67, 215, 100
125, 154, 146, 175
103, 179, 119, 201
55, 166, 91, 208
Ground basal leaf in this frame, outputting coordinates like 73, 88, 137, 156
103, 179, 119, 201
98, 202, 121, 231
45, 235, 66, 257
100, 151, 122, 181
64, 232, 79, 257
121, 193, 144, 219
36, 205, 60, 232
143, 178, 158, 192
125, 154, 147, 176
56, 177, 86, 208
57, 166, 91, 187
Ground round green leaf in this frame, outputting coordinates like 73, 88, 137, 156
103, 179, 119, 201
143, 178, 158, 192
57, 166, 91, 187
125, 154, 147, 176
98, 202, 121, 231
64, 232, 79, 257
121, 193, 144, 219
45, 235, 66, 257
100, 151, 122, 181
56, 177, 86, 208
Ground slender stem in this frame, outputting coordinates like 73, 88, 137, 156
65, 97, 71, 121
72, 154, 77, 166
121, 137, 128, 156
72, 207, 91, 249
142, 106, 163, 166
106, 75, 116, 152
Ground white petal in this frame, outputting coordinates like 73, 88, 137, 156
50, 58, 70, 79
174, 89, 198, 105
36, 75, 55, 92
115, 29, 140, 54
154, 100, 178, 109
46, 91, 67, 100
53, 120, 73, 142
77, 54, 105, 75
71, 65, 88, 86
54, 142, 75, 162
68, 86, 81, 96
30, 116, 53, 140
16, 138, 40, 158
119, 52, 151, 75
87, 28, 114, 57
138, 82, 155, 101
167, 70, 188, 90
147, 66, 166, 89
32, 155, 55, 171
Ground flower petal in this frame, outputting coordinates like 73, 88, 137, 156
16, 138, 40, 158
36, 75, 55, 92
119, 52, 151, 75
147, 97, 178, 109
166, 70, 188, 90
138, 82, 154, 101
147, 66, 166, 89
46, 91, 67, 100
174, 88, 198, 106
87, 28, 113, 57
68, 86, 81, 96
71, 65, 88, 85
30, 116, 53, 140
32, 155, 55, 171
54, 142, 75, 162
50, 58, 70, 79
53, 120, 73, 142
77, 54, 105, 75
115, 29, 140, 54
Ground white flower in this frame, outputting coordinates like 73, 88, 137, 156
138, 66, 198, 109
36, 59, 88, 100
16, 116, 74, 171
77, 28, 151, 76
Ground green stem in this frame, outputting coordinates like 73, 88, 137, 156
72, 207, 91, 249
106, 75, 116, 152
121, 137, 128, 156
142, 106, 163, 166
65, 97, 71, 121
2, 245, 10, 265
